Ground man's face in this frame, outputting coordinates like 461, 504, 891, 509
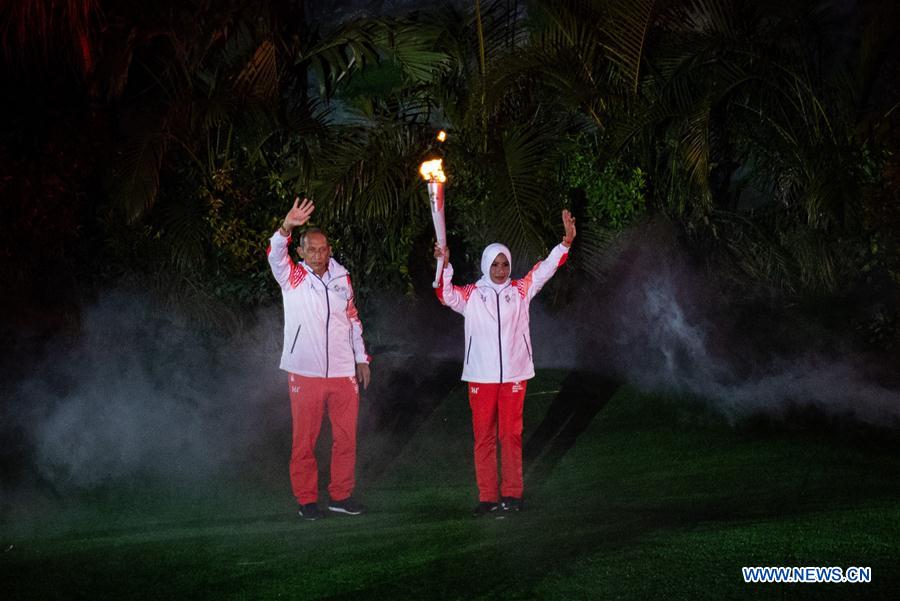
489, 253, 510, 284
302, 232, 331, 275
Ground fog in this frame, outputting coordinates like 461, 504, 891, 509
3, 229, 898, 496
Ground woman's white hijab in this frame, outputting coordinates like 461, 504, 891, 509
479, 242, 512, 288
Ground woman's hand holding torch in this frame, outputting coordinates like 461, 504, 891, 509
434, 242, 449, 264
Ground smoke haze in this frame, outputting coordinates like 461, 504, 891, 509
532, 227, 899, 425
3, 229, 898, 496
5, 292, 287, 489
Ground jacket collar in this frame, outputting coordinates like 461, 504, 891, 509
475, 275, 511, 292
302, 257, 348, 281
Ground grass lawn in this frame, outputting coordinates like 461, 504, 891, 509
2, 370, 898, 600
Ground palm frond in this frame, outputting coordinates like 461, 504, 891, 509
234, 38, 279, 101
573, 222, 621, 281
305, 122, 427, 228
526, 1, 621, 125
680, 103, 712, 207
158, 193, 207, 272
491, 122, 564, 258
381, 21, 450, 85
600, 0, 661, 93
108, 118, 169, 222
298, 20, 383, 99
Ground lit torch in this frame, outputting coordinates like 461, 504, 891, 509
419, 155, 447, 288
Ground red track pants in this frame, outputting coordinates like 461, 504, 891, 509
288, 373, 359, 505
468, 381, 527, 502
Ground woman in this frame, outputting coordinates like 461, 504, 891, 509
435, 210, 576, 515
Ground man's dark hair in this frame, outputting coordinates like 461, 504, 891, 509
298, 227, 328, 249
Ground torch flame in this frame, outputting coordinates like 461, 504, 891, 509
436, 130, 447, 142
419, 158, 446, 183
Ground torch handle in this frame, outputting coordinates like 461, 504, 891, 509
433, 256, 444, 289
428, 181, 447, 289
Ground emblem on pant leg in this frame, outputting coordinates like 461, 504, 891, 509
291, 385, 301, 394
470, 386, 479, 394
511, 382, 522, 393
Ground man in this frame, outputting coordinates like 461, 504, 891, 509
267, 197, 371, 521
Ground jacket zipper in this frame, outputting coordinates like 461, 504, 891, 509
324, 283, 330, 376
475, 284, 511, 382
312, 272, 331, 377
495, 291, 503, 382
522, 334, 531, 360
290, 324, 302, 353
466, 336, 473, 364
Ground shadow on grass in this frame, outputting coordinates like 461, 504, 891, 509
524, 370, 622, 491
358, 358, 462, 485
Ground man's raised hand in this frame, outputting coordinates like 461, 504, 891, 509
562, 209, 577, 247
283, 197, 315, 230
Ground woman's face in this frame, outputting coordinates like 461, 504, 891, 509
489, 253, 510, 284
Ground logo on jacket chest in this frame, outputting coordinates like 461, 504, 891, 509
305, 280, 347, 297
479, 292, 513, 303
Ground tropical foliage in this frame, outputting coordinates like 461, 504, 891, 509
1, 0, 897, 342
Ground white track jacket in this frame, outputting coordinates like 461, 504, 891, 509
267, 231, 370, 377
438, 242, 569, 383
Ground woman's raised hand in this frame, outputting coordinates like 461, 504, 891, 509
562, 209, 576, 247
